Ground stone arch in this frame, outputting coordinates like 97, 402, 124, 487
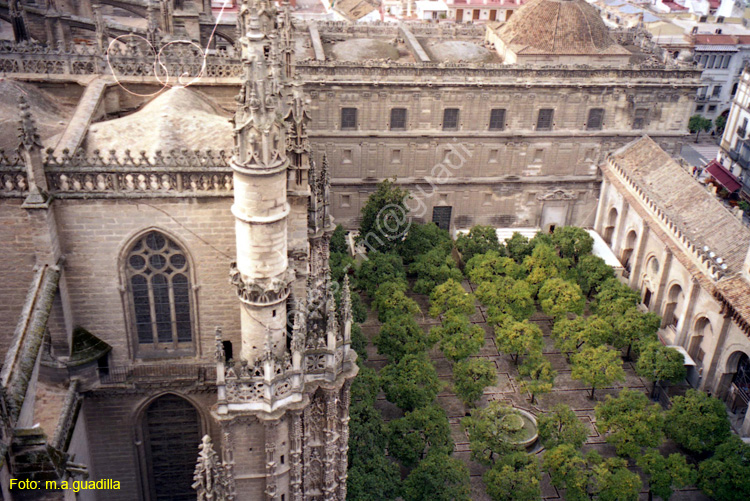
620, 229, 637, 271
134, 392, 205, 501
119, 227, 200, 358
663, 282, 684, 328
603, 206, 618, 245
688, 316, 713, 367
640, 253, 659, 307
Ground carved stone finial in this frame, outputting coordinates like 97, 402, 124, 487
214, 327, 225, 363
193, 435, 235, 501
342, 275, 352, 323
17, 96, 40, 153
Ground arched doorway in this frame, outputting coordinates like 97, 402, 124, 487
663, 284, 684, 329
731, 353, 750, 403
621, 230, 637, 273
142, 394, 201, 500
688, 317, 712, 370
603, 207, 618, 245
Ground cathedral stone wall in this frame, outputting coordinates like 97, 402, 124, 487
52, 198, 239, 365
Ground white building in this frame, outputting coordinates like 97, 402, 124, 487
719, 63, 750, 195
415, 0, 449, 19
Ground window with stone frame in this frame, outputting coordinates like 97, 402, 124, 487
340, 107, 357, 130
126, 231, 193, 351
536, 108, 554, 131
489, 108, 506, 130
443, 108, 459, 130
586, 108, 605, 130
390, 108, 407, 130
633, 108, 648, 130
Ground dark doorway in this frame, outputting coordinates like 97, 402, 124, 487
432, 206, 453, 231
643, 288, 652, 308
144, 394, 201, 501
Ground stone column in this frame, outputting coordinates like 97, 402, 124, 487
652, 247, 673, 315
675, 278, 701, 347
628, 223, 649, 290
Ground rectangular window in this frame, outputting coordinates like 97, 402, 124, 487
722, 55, 731, 69
488, 148, 499, 163
342, 149, 353, 164
633, 108, 648, 130
390, 108, 407, 130
340, 107, 357, 130
708, 55, 716, 68
713, 85, 722, 97
586, 108, 605, 130
696, 104, 705, 112
489, 108, 506, 130
391, 149, 402, 164
708, 105, 717, 112
443, 108, 459, 130
536, 108, 554, 131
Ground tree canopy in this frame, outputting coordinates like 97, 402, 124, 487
411, 249, 463, 295
462, 401, 526, 465
571, 345, 626, 400
387, 405, 453, 467
637, 449, 696, 501
374, 314, 435, 362
453, 357, 497, 407
401, 452, 472, 501
355, 251, 406, 296
380, 352, 442, 411
537, 404, 589, 450
636, 342, 687, 396
698, 435, 750, 501
518, 350, 557, 404
432, 311, 486, 363
357, 179, 411, 254
484, 452, 542, 501
538, 278, 585, 319
476, 277, 535, 322
398, 222, 453, 265
429, 278, 475, 318
466, 251, 523, 284
456, 225, 503, 262
573, 254, 616, 297
372, 280, 420, 323
551, 226, 594, 263
595, 389, 665, 457
543, 444, 590, 501
494, 317, 543, 365
664, 389, 731, 454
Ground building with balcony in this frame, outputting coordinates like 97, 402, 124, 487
719, 63, 750, 194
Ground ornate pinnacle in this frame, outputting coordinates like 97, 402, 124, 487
17, 96, 40, 153
193, 435, 235, 501
342, 275, 352, 323
214, 327, 225, 363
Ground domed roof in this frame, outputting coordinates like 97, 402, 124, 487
495, 0, 627, 55
84, 87, 232, 158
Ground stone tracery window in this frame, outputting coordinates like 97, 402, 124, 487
126, 231, 193, 350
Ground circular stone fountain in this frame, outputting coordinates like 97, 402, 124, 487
498, 406, 539, 449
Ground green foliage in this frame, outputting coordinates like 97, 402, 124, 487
330, 250, 355, 283
636, 342, 687, 393
387, 405, 453, 467
551, 316, 589, 358
401, 451, 471, 501
573, 254, 616, 297
698, 435, 750, 501
412, 249, 464, 295
589, 455, 641, 501
429, 278, 475, 318
372, 280, 420, 323
505, 232, 533, 263
357, 179, 411, 254
462, 401, 525, 465
538, 404, 589, 450
355, 251, 406, 296
350, 323, 368, 361
571, 345, 625, 399
637, 449, 696, 501
592, 278, 641, 317
456, 225, 503, 262
688, 114, 713, 142
374, 314, 434, 362
351, 364, 381, 407
484, 452, 542, 501
398, 222, 454, 265
665, 389, 731, 454
551, 226, 594, 263
331, 224, 348, 254
595, 389, 665, 457
380, 352, 442, 411
431, 312, 486, 363
543, 444, 590, 501
714, 114, 727, 135
347, 453, 401, 501
466, 251, 524, 284
494, 317, 543, 364
523, 244, 569, 295
518, 350, 556, 403
538, 278, 585, 319
476, 277, 535, 322
452, 357, 498, 406
610, 308, 661, 358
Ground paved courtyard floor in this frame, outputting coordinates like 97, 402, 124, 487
358, 279, 711, 500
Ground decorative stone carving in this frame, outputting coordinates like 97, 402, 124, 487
192, 435, 235, 501
229, 265, 294, 306
537, 188, 578, 201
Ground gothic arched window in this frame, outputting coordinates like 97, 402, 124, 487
126, 231, 193, 351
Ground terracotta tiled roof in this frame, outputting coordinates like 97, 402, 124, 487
715, 275, 750, 335
608, 136, 750, 275
494, 0, 630, 55
694, 34, 741, 45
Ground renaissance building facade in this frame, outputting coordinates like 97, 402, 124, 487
0, 0, 711, 500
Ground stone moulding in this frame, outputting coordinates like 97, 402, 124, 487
229, 265, 295, 306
